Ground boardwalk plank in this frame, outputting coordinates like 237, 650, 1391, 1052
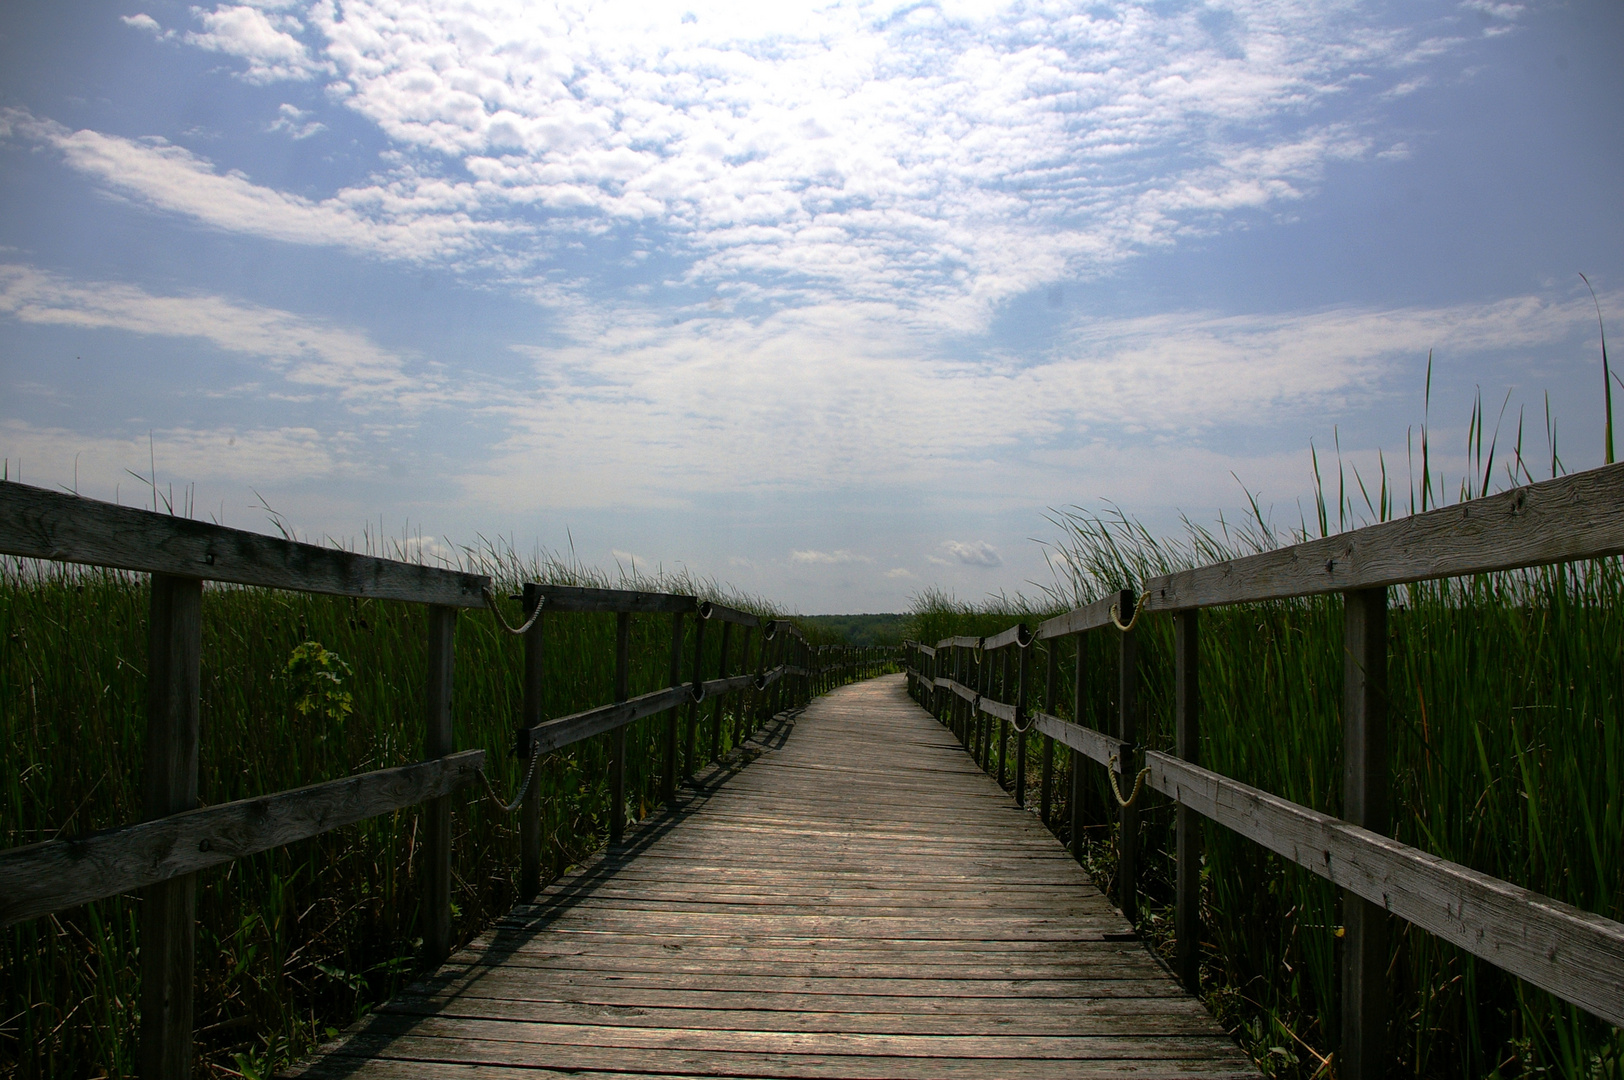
285, 675, 1256, 1080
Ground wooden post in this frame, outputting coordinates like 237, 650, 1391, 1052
519, 584, 544, 903
424, 604, 456, 965
712, 620, 733, 758
1342, 588, 1389, 1079
661, 611, 685, 804
978, 646, 992, 767
1040, 642, 1057, 825
1117, 603, 1138, 925
609, 611, 630, 846
139, 573, 202, 1080
1014, 642, 1029, 806
1174, 609, 1201, 991
1070, 634, 1086, 865
685, 616, 708, 777
997, 646, 1012, 788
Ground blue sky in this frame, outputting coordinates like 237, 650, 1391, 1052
2, 0, 1620, 612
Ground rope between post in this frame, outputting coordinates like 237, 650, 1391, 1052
1109, 591, 1151, 634
475, 746, 540, 814
1107, 755, 1151, 809
482, 586, 544, 636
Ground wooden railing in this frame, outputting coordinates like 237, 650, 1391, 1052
0, 481, 855, 1079
904, 462, 1624, 1079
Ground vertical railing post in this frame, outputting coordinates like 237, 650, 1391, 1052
977, 644, 991, 766
1070, 633, 1086, 866
1342, 587, 1389, 1079
661, 610, 686, 804
139, 573, 202, 1080
685, 616, 709, 778
1173, 609, 1201, 991
997, 646, 1012, 788
609, 611, 630, 846
1040, 641, 1056, 825
1014, 635, 1030, 807
712, 620, 733, 758
519, 584, 544, 902
1117, 591, 1138, 925
424, 604, 456, 965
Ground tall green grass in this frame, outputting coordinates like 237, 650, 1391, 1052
0, 534, 844, 1078
908, 409, 1624, 1079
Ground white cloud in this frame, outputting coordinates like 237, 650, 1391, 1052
884, 567, 916, 579
458, 286, 1609, 513
37, 2, 1487, 330
0, 262, 416, 403
0, 108, 506, 261
942, 540, 1002, 568
184, 5, 331, 84
267, 103, 325, 140
121, 13, 162, 34
789, 549, 871, 565
0, 419, 346, 494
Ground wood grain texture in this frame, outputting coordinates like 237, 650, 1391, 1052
0, 481, 487, 606
1029, 709, 1129, 770
1142, 462, 1624, 611
982, 623, 1031, 650
698, 600, 761, 627
1035, 592, 1130, 641
286, 676, 1256, 1080
1, 751, 485, 925
1143, 751, 1624, 1026
528, 583, 697, 614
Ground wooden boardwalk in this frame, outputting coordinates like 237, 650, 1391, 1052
290, 675, 1256, 1079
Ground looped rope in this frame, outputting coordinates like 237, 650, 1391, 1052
1011, 707, 1035, 735
482, 587, 544, 636
1109, 591, 1151, 634
1106, 755, 1151, 808
689, 682, 708, 703
476, 748, 540, 814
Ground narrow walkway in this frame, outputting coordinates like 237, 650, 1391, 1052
290, 675, 1256, 1079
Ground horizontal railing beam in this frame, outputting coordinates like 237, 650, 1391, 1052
982, 623, 1031, 651
935, 635, 981, 649
0, 750, 485, 926
0, 483, 488, 607
699, 601, 761, 627
1142, 463, 1624, 612
1035, 591, 1129, 641
1144, 751, 1624, 1026
527, 584, 697, 614
1029, 710, 1128, 769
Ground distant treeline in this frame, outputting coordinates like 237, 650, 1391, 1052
795, 613, 909, 646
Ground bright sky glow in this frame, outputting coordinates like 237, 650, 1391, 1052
2, 0, 1620, 610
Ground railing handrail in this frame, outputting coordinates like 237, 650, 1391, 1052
0, 480, 490, 607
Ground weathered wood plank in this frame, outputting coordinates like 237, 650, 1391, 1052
1028, 710, 1128, 770
1143, 751, 1624, 1026
0, 481, 488, 605
527, 583, 697, 614
1143, 462, 1624, 611
1, 751, 485, 925
699, 600, 762, 627
1035, 592, 1129, 641
288, 677, 1252, 1080
982, 624, 1030, 651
